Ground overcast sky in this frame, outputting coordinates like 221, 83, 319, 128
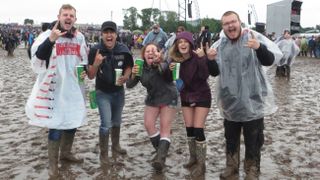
0, 0, 317, 27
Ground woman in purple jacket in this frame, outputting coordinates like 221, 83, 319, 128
168, 31, 219, 177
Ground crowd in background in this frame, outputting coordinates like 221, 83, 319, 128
1, 22, 319, 59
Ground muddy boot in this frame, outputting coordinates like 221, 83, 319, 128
150, 134, 160, 151
183, 137, 197, 168
99, 132, 109, 164
60, 132, 84, 163
48, 139, 60, 178
191, 140, 207, 177
220, 144, 240, 180
244, 159, 260, 180
152, 139, 170, 171
111, 127, 127, 155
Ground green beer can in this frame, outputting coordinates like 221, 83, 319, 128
76, 65, 84, 84
134, 58, 144, 76
89, 90, 97, 109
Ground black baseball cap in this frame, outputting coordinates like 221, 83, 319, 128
101, 21, 117, 32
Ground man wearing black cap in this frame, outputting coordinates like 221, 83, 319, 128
87, 21, 133, 165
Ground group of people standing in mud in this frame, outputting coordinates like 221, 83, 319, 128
25, 4, 287, 179
0, 27, 20, 56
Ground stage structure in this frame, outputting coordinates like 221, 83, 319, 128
266, 0, 303, 36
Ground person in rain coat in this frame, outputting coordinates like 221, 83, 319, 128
207, 11, 283, 180
275, 29, 300, 79
25, 4, 88, 178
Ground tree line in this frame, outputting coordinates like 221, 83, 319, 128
122, 7, 222, 34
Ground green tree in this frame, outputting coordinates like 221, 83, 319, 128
24, 18, 34, 25
123, 7, 139, 30
201, 18, 222, 34
139, 8, 161, 30
158, 11, 179, 33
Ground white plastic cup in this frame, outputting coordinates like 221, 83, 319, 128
115, 69, 123, 86
172, 63, 180, 80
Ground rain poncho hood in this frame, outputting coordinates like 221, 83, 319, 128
211, 28, 283, 122
25, 30, 88, 129
276, 38, 300, 66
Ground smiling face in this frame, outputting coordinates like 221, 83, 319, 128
102, 29, 117, 49
222, 12, 241, 40
143, 44, 158, 65
58, 6, 77, 31
177, 39, 191, 56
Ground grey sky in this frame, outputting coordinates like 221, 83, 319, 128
0, 0, 317, 27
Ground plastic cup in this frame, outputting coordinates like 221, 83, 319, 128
76, 65, 84, 84
172, 63, 180, 80
115, 69, 123, 86
89, 90, 97, 109
134, 58, 144, 76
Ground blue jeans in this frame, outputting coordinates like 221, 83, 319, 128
96, 89, 125, 135
48, 129, 77, 141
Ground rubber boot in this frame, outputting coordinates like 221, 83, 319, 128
99, 132, 109, 164
60, 132, 84, 163
220, 144, 240, 180
183, 137, 197, 168
191, 140, 206, 177
48, 139, 60, 178
152, 139, 170, 171
150, 134, 160, 151
244, 159, 260, 180
111, 127, 127, 155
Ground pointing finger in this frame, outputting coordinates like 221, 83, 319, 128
206, 42, 209, 51
95, 49, 100, 57
53, 20, 59, 30
250, 31, 256, 39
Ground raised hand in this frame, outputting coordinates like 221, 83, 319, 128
152, 48, 162, 64
206, 42, 217, 60
245, 31, 260, 50
93, 49, 105, 68
193, 42, 206, 58
49, 20, 67, 42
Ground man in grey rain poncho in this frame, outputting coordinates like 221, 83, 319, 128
207, 11, 283, 180
275, 29, 300, 79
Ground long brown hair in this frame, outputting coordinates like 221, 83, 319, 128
169, 39, 193, 63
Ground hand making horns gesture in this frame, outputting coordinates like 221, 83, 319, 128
245, 31, 260, 50
206, 42, 217, 61
193, 42, 206, 58
49, 20, 67, 43
93, 49, 105, 68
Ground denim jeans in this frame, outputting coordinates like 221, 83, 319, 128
96, 89, 125, 135
48, 129, 77, 141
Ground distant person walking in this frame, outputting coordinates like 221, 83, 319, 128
275, 29, 300, 79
